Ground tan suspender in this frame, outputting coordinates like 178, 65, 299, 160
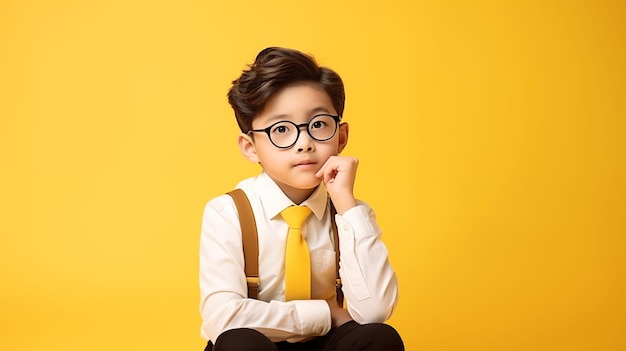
227, 189, 260, 299
227, 189, 343, 305
329, 204, 344, 305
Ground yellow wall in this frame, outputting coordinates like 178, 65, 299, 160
1, 1, 625, 350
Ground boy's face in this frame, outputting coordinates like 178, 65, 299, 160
239, 82, 348, 202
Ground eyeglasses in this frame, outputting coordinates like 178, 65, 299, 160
247, 114, 342, 149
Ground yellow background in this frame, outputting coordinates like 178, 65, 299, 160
1, 1, 625, 350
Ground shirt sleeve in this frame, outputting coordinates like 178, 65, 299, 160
335, 202, 399, 323
199, 195, 331, 343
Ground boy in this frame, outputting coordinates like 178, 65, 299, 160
199, 47, 404, 351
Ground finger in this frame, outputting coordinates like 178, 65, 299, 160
319, 166, 333, 184
325, 170, 338, 184
321, 162, 341, 183
315, 156, 337, 178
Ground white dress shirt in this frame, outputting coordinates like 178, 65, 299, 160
199, 172, 399, 343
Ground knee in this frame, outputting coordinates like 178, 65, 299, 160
213, 328, 277, 351
362, 323, 404, 351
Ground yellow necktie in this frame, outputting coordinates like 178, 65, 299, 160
281, 205, 312, 300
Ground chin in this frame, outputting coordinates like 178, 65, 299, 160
268, 172, 322, 194
288, 177, 322, 191
295, 180, 322, 191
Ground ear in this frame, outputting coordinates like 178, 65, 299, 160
337, 122, 349, 154
238, 133, 260, 163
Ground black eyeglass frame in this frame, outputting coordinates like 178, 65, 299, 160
247, 114, 342, 149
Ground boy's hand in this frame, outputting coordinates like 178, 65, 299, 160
316, 156, 358, 214
326, 299, 353, 328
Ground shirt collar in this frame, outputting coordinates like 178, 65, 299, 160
255, 172, 328, 221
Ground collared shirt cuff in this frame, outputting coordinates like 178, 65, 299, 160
335, 205, 380, 240
294, 300, 331, 336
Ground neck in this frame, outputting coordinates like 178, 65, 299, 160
274, 181, 319, 205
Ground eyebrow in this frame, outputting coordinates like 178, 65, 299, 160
266, 107, 334, 123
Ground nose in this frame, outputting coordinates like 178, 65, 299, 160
295, 126, 314, 152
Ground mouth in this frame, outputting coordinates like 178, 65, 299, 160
294, 160, 317, 167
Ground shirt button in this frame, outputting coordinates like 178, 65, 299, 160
342, 224, 350, 232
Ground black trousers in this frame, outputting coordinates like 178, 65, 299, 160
204, 321, 404, 351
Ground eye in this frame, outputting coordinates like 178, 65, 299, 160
271, 123, 291, 134
311, 120, 327, 130
310, 114, 337, 130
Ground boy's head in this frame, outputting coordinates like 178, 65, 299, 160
228, 47, 345, 134
229, 47, 350, 202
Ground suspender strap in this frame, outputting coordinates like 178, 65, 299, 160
227, 189, 259, 299
330, 202, 344, 306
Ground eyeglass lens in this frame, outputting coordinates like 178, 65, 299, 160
269, 115, 337, 148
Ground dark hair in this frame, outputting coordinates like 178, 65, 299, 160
227, 47, 345, 133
